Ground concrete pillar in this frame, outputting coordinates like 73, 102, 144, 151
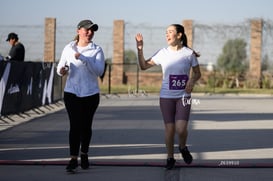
249, 19, 262, 87
44, 18, 56, 62
112, 20, 125, 85
182, 20, 193, 48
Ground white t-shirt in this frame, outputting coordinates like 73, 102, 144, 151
151, 46, 199, 98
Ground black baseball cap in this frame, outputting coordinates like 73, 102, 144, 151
6, 32, 18, 41
77, 20, 98, 31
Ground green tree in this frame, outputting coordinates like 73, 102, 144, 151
217, 38, 247, 74
124, 49, 137, 64
123, 49, 137, 72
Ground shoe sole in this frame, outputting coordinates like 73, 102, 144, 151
66, 166, 78, 174
81, 166, 89, 169
66, 169, 77, 174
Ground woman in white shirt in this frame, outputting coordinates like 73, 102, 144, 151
57, 19, 105, 173
135, 24, 201, 169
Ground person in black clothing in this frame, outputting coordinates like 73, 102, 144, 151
6, 32, 25, 61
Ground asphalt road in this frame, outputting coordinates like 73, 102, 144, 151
0, 94, 273, 181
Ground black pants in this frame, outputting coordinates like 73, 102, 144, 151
64, 92, 99, 156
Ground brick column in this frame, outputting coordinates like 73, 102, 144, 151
249, 19, 263, 88
111, 20, 125, 85
182, 20, 193, 48
44, 18, 56, 62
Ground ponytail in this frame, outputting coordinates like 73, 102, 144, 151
181, 34, 188, 47
74, 34, 79, 42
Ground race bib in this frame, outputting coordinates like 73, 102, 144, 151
169, 74, 188, 90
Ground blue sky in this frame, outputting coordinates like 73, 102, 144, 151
1, 0, 273, 26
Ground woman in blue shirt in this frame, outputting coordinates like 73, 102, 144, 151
57, 19, 105, 173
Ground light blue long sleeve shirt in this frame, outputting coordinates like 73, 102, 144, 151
57, 41, 105, 97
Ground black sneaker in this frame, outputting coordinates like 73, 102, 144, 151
81, 154, 89, 169
66, 158, 78, 173
165, 158, 176, 170
179, 146, 193, 164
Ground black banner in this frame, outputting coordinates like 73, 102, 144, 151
0, 61, 54, 116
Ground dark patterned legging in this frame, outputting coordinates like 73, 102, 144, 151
64, 92, 99, 156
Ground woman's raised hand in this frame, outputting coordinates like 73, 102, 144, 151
135, 33, 144, 50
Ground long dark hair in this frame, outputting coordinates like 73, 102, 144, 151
172, 24, 187, 47
171, 24, 200, 57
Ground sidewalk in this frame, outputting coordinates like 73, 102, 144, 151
0, 100, 65, 132
1, 93, 273, 181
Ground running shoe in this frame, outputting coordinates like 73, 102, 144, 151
165, 158, 176, 170
179, 146, 193, 164
66, 158, 78, 173
81, 154, 90, 169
